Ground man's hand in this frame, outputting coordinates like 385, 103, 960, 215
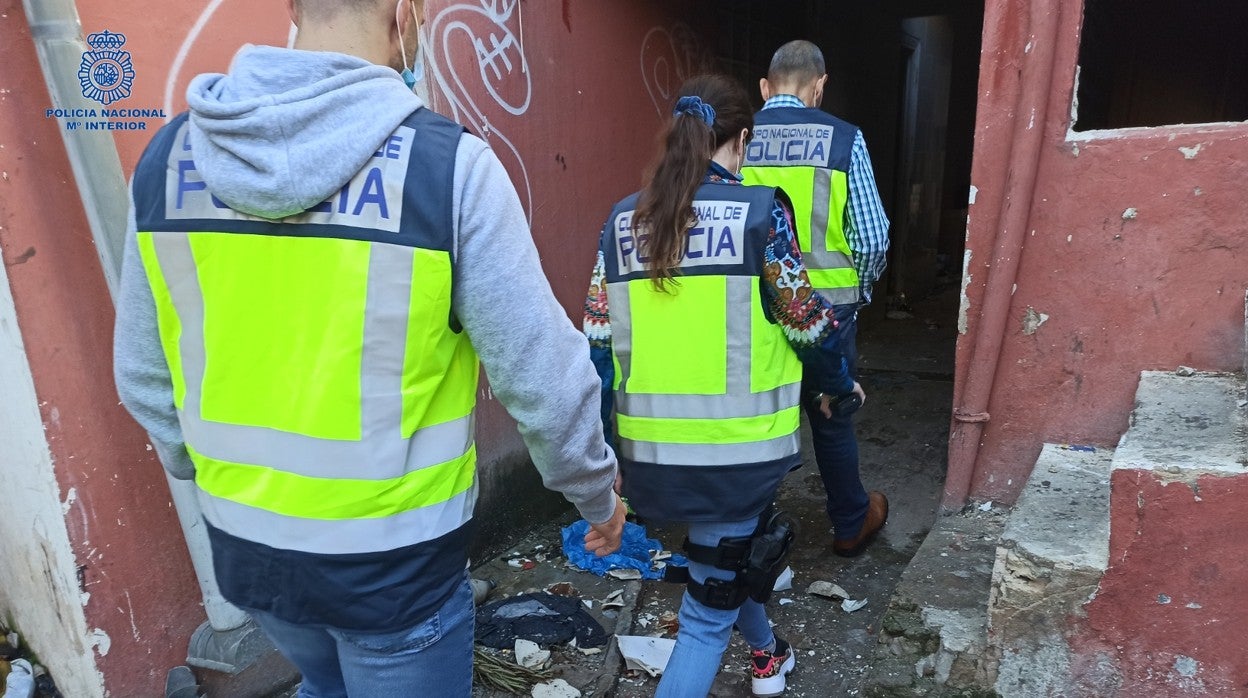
819, 381, 867, 418
584, 495, 626, 557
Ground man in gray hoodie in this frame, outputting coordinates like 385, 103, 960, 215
113, 0, 624, 694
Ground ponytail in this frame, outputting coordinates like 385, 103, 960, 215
632, 76, 755, 292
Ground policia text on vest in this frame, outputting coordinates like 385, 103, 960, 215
615, 200, 748, 274
746, 123, 836, 169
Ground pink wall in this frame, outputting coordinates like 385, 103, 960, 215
1, 4, 203, 695
1075, 471, 1248, 694
955, 0, 1248, 503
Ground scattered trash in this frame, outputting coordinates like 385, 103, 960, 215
617, 636, 677, 677
977, 501, 992, 512
773, 566, 793, 592
1158, 594, 1172, 605
476, 593, 609, 649
561, 520, 687, 581
514, 639, 550, 670
1122, 207, 1138, 220
545, 582, 579, 598
779, 598, 794, 606
1059, 444, 1097, 452
841, 598, 869, 613
471, 578, 497, 606
508, 558, 536, 570
473, 646, 556, 694
606, 568, 643, 581
531, 678, 582, 698
601, 589, 625, 610
807, 581, 850, 600
1237, 400, 1247, 409
657, 611, 680, 635
1175, 366, 1197, 377
5, 659, 36, 698
651, 550, 673, 562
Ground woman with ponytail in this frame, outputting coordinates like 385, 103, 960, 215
584, 74, 864, 697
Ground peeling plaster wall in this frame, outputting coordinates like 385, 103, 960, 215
1075, 471, 1248, 694
957, 0, 1248, 503
0, 246, 103, 698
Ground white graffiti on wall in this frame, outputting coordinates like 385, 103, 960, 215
640, 24, 710, 119
424, 0, 533, 222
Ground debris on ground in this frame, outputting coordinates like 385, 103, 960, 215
807, 581, 851, 600
0, 626, 60, 698
1175, 365, 1197, 377
514, 639, 551, 670
472, 645, 557, 694
472, 578, 497, 606
616, 636, 676, 677
476, 593, 609, 649
530, 678, 581, 698
560, 520, 686, 581
840, 598, 869, 613
773, 566, 794, 591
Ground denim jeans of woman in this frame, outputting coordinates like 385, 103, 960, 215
656, 518, 776, 697
249, 573, 475, 698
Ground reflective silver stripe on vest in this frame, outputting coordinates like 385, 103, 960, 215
724, 276, 753, 394
618, 433, 799, 467
609, 281, 633, 394
805, 169, 860, 306
617, 383, 801, 420
150, 232, 476, 482
197, 479, 478, 554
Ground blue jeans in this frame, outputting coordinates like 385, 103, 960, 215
656, 519, 775, 697
803, 303, 870, 538
249, 574, 474, 698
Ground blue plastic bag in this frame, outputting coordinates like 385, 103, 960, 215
561, 519, 687, 581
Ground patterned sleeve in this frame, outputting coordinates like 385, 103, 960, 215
584, 249, 612, 349
761, 196, 854, 395
583, 246, 615, 439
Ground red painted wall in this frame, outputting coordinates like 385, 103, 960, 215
1, 3, 203, 695
1075, 471, 1248, 694
955, 0, 1248, 502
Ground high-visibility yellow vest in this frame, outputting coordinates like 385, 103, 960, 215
131, 110, 478, 557
742, 107, 860, 305
601, 182, 803, 469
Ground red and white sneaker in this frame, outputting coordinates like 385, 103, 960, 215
750, 636, 796, 696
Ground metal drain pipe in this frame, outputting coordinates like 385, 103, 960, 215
943, 0, 1068, 509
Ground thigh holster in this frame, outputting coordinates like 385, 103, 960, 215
663, 507, 798, 611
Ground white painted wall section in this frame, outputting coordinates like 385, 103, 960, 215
0, 259, 103, 698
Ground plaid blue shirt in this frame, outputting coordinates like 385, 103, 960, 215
762, 95, 890, 305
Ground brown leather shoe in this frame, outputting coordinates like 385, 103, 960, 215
832, 491, 889, 558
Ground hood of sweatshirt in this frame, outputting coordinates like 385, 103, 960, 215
186, 44, 423, 219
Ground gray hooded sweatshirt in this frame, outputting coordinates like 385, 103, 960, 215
113, 45, 618, 526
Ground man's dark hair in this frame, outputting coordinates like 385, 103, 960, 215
767, 40, 826, 85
